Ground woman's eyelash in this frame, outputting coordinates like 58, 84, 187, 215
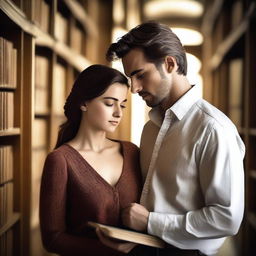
137, 73, 144, 79
105, 102, 126, 108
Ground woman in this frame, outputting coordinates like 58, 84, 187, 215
40, 64, 142, 256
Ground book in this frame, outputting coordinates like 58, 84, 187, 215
87, 221, 165, 248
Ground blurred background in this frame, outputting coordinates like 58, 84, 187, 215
0, 0, 255, 255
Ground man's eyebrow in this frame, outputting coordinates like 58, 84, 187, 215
103, 97, 127, 102
130, 69, 143, 77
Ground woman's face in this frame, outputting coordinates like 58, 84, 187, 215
83, 82, 128, 133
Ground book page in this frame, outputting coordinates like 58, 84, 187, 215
87, 221, 165, 248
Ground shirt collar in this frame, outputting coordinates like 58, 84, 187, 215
170, 84, 201, 120
149, 84, 201, 126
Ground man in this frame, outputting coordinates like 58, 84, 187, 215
104, 22, 245, 256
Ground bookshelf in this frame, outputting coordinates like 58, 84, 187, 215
201, 0, 256, 255
0, 9, 22, 255
0, 0, 114, 255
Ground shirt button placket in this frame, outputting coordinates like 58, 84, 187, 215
140, 113, 173, 205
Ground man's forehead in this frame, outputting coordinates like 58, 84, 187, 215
122, 48, 146, 76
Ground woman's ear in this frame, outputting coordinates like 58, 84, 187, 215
80, 104, 87, 112
164, 56, 176, 73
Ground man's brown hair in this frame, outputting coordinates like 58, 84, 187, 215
106, 21, 187, 75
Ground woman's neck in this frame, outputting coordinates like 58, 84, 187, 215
68, 119, 108, 153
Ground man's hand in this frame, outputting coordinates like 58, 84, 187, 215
122, 203, 149, 232
96, 228, 136, 253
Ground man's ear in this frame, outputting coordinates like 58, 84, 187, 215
164, 56, 176, 73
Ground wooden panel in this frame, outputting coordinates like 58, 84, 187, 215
21, 32, 34, 256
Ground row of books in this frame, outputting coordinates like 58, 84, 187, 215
70, 23, 84, 54
55, 11, 85, 55
32, 0, 50, 33
0, 228, 13, 256
0, 91, 14, 131
0, 182, 13, 228
0, 145, 13, 185
30, 0, 89, 55
34, 56, 67, 115
53, 63, 66, 115
35, 55, 50, 114
0, 37, 17, 89
55, 11, 69, 44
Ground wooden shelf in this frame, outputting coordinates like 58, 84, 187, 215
0, 0, 91, 71
0, 212, 20, 236
248, 212, 256, 231
1, 0, 35, 35
35, 31, 91, 71
35, 113, 50, 118
210, 2, 255, 70
0, 86, 17, 90
63, 0, 97, 38
0, 0, 117, 255
201, 0, 224, 35
0, 128, 20, 137
249, 129, 256, 136
0, 178, 14, 186
53, 40, 91, 71
249, 170, 256, 180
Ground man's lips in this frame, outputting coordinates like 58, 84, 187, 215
139, 92, 150, 99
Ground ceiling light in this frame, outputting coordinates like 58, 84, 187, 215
172, 27, 203, 45
144, 0, 203, 18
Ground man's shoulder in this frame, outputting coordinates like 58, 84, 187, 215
195, 99, 236, 130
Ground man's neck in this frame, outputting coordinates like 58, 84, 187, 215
160, 76, 192, 115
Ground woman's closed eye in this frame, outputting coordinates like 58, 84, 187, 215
105, 102, 113, 107
136, 73, 144, 80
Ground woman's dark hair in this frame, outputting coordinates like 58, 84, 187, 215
106, 21, 187, 75
55, 64, 129, 149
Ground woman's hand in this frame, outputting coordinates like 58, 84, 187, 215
96, 228, 137, 253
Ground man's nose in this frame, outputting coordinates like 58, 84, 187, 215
131, 80, 142, 94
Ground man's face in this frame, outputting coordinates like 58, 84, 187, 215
122, 48, 172, 108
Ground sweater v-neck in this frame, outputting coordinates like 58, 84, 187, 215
63, 141, 125, 190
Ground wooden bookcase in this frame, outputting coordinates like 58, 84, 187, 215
201, 0, 256, 255
0, 0, 114, 255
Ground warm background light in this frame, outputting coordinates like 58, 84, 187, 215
172, 27, 203, 46
144, 0, 203, 18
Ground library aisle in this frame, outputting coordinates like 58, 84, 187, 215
1, 0, 256, 255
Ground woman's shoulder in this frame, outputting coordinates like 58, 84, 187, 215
45, 144, 70, 162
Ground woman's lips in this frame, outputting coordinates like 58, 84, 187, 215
109, 121, 119, 125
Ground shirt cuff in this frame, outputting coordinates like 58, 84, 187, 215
147, 212, 166, 238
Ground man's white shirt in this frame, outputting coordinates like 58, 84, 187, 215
140, 85, 245, 255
